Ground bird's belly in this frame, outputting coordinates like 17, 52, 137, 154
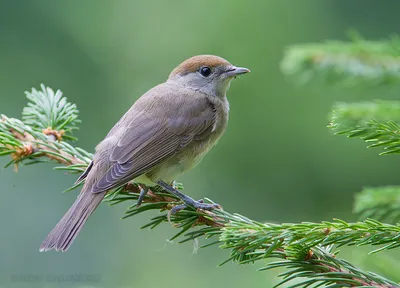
144, 138, 217, 184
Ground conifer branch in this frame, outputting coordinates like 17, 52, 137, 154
280, 35, 400, 86
22, 84, 81, 141
355, 186, 400, 224
0, 114, 91, 172
329, 101, 400, 155
1, 85, 399, 287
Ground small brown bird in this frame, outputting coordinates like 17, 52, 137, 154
40, 55, 250, 251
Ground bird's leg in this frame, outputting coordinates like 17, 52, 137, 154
137, 184, 149, 206
157, 180, 221, 213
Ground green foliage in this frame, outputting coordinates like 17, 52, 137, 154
281, 35, 400, 87
279, 34, 400, 286
110, 185, 400, 287
0, 85, 91, 171
329, 101, 400, 155
263, 246, 398, 288
22, 84, 81, 141
330, 101, 400, 129
355, 187, 400, 224
221, 218, 400, 255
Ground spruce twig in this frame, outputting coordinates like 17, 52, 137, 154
22, 84, 81, 141
355, 187, 400, 224
280, 35, 400, 87
329, 101, 400, 155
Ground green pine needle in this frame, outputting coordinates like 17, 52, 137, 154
22, 84, 81, 140
355, 186, 400, 224
329, 101, 400, 155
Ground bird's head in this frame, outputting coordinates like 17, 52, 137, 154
167, 55, 250, 98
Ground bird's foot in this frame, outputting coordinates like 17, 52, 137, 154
167, 200, 221, 224
170, 199, 221, 214
157, 180, 221, 214
137, 184, 149, 206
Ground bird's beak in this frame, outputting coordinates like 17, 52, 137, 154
224, 66, 251, 78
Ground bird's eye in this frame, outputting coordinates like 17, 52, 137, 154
199, 66, 212, 77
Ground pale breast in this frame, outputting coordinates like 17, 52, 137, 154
146, 96, 229, 183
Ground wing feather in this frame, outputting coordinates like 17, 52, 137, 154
91, 86, 215, 193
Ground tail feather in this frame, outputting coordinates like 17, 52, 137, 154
39, 189, 105, 252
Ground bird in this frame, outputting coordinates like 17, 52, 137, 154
40, 55, 250, 252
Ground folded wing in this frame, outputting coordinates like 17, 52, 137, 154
91, 90, 215, 193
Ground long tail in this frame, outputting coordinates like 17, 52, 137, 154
39, 188, 105, 252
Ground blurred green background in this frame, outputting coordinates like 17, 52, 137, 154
1, 0, 400, 287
